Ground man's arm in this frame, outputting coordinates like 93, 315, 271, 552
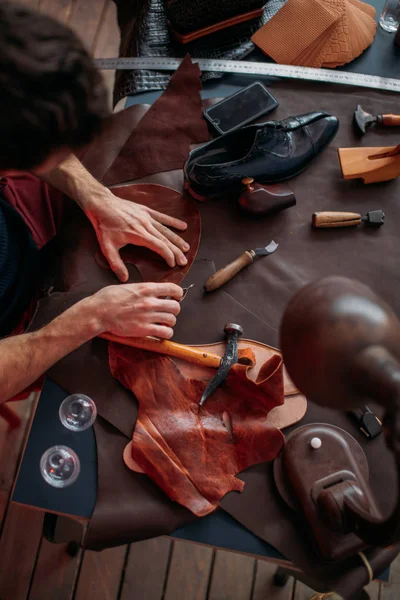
0, 282, 182, 403
40, 154, 190, 282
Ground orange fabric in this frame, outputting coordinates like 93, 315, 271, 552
109, 344, 285, 517
251, 0, 376, 68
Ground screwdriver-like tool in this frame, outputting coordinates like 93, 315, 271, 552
204, 241, 278, 292
312, 210, 385, 228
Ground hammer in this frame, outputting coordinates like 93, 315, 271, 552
354, 104, 400, 136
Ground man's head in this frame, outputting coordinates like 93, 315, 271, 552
0, 2, 109, 174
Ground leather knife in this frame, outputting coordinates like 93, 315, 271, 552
204, 241, 278, 292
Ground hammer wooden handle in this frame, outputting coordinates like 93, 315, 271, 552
100, 332, 222, 368
312, 211, 361, 228
381, 115, 400, 127
204, 251, 254, 292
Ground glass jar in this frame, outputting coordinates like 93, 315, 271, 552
379, 0, 400, 33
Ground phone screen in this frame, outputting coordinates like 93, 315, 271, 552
204, 82, 279, 134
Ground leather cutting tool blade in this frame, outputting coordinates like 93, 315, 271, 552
204, 241, 278, 292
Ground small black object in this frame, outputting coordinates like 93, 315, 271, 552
348, 406, 383, 439
203, 82, 279, 135
362, 210, 385, 227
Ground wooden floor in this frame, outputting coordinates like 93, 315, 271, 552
1, 1, 400, 599
0, 400, 389, 600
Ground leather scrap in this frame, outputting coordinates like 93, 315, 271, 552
103, 55, 210, 186
109, 343, 285, 516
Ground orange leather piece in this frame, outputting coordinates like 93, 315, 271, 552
251, 0, 376, 68
169, 7, 265, 44
109, 343, 287, 516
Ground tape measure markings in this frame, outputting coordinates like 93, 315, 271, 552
93, 57, 400, 93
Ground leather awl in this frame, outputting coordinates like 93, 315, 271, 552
312, 210, 385, 228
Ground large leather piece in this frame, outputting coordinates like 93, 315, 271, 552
31, 80, 400, 592
103, 55, 210, 186
110, 344, 285, 516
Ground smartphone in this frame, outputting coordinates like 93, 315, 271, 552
203, 82, 279, 135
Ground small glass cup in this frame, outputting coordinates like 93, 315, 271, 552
59, 394, 97, 432
40, 445, 80, 488
379, 0, 400, 32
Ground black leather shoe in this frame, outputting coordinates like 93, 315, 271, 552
184, 112, 339, 199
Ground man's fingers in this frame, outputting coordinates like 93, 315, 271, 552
153, 313, 177, 327
154, 299, 181, 316
102, 243, 129, 283
137, 282, 184, 301
153, 222, 190, 253
140, 233, 177, 268
149, 225, 188, 267
146, 325, 174, 339
148, 209, 188, 231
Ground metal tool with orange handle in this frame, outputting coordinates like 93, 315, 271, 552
100, 332, 222, 368
354, 104, 400, 136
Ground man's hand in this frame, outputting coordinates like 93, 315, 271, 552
39, 154, 190, 283
86, 192, 190, 282
0, 282, 183, 403
90, 282, 183, 339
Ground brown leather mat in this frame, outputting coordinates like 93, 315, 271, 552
30, 79, 400, 593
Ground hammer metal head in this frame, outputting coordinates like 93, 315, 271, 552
354, 104, 376, 136
224, 323, 243, 337
199, 322, 244, 407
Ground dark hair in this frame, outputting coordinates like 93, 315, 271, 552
0, 2, 109, 171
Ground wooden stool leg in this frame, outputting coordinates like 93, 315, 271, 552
0, 403, 21, 429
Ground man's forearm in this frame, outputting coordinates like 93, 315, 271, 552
0, 296, 103, 403
39, 153, 109, 210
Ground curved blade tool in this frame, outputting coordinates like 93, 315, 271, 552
199, 323, 243, 407
204, 241, 278, 292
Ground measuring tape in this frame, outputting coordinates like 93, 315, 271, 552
93, 57, 400, 93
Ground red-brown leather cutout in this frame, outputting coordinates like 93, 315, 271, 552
103, 55, 210, 186
96, 183, 201, 284
109, 344, 285, 517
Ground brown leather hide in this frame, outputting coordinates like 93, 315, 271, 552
110, 343, 287, 516
103, 55, 210, 186
31, 79, 400, 595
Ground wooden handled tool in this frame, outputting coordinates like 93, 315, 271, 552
312, 210, 384, 228
100, 332, 222, 368
379, 115, 400, 126
354, 104, 400, 136
204, 241, 278, 292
